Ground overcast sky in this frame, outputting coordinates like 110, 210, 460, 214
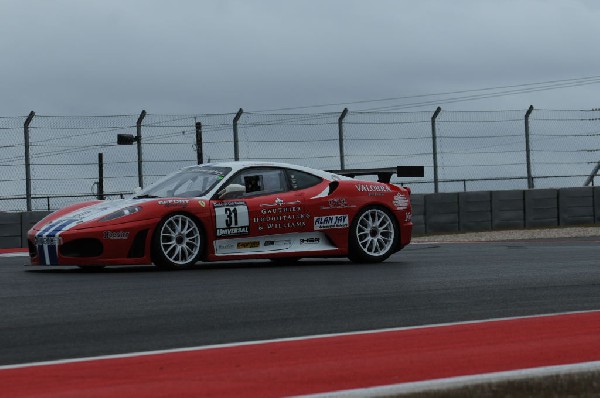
2, 0, 600, 116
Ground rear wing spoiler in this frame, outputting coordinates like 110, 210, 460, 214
327, 166, 424, 184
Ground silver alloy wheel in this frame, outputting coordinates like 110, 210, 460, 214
159, 214, 201, 265
355, 208, 395, 256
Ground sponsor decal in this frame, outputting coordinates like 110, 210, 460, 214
103, 231, 129, 240
405, 212, 412, 222
260, 198, 302, 207
264, 240, 291, 247
314, 214, 349, 230
34, 236, 62, 246
255, 201, 309, 231
393, 193, 409, 210
213, 201, 246, 208
321, 198, 355, 210
217, 226, 249, 237
260, 206, 302, 215
236, 241, 260, 249
253, 214, 310, 223
214, 202, 250, 237
259, 221, 306, 231
355, 183, 392, 193
198, 200, 206, 207
300, 237, 320, 244
217, 243, 235, 251
158, 199, 190, 207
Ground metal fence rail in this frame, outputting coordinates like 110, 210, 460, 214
1, 108, 599, 211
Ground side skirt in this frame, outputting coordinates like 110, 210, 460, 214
212, 232, 337, 256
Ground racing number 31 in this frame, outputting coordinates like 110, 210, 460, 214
215, 202, 250, 237
224, 207, 238, 227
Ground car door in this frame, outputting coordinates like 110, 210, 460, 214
210, 167, 316, 254
229, 167, 312, 235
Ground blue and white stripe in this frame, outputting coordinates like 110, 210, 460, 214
36, 218, 80, 265
34, 199, 149, 266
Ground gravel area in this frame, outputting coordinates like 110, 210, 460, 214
412, 226, 600, 243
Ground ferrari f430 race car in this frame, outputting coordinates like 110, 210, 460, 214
28, 162, 419, 269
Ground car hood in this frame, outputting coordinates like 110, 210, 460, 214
32, 198, 155, 231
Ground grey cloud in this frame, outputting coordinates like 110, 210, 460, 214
2, 0, 600, 115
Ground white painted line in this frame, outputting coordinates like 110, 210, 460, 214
0, 309, 598, 370
296, 361, 600, 398
0, 252, 28, 258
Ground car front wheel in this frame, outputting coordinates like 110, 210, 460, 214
152, 213, 203, 270
348, 206, 398, 263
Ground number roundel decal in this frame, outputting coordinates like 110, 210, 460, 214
214, 202, 250, 237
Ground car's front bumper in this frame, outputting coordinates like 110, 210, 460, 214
27, 218, 159, 266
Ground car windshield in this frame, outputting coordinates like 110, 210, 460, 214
135, 166, 231, 198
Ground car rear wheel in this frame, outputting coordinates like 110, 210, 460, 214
152, 213, 203, 270
348, 206, 398, 263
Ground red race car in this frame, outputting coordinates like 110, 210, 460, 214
28, 162, 417, 269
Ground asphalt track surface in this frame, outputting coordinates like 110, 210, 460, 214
1, 237, 599, 367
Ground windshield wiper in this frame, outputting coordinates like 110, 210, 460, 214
133, 194, 160, 199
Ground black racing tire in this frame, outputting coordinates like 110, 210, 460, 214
348, 205, 399, 263
151, 213, 204, 270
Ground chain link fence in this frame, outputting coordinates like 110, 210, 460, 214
1, 108, 599, 211
530, 109, 600, 188
238, 112, 340, 169
434, 110, 527, 192
0, 116, 27, 210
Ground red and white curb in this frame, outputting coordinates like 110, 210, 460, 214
0, 248, 28, 257
1, 310, 599, 397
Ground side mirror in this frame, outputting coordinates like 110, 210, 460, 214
218, 184, 246, 199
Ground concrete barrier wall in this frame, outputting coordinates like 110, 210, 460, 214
0, 213, 21, 249
459, 191, 491, 232
524, 189, 558, 228
558, 187, 595, 226
595, 187, 600, 224
424, 193, 459, 234
491, 190, 524, 230
410, 194, 425, 236
410, 187, 599, 237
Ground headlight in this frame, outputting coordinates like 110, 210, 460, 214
99, 206, 141, 222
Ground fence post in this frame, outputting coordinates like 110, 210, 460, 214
136, 110, 146, 188
431, 107, 442, 193
338, 108, 348, 170
24, 111, 35, 211
524, 105, 534, 189
195, 121, 203, 164
583, 108, 600, 187
584, 161, 600, 187
97, 153, 104, 200
233, 108, 243, 161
